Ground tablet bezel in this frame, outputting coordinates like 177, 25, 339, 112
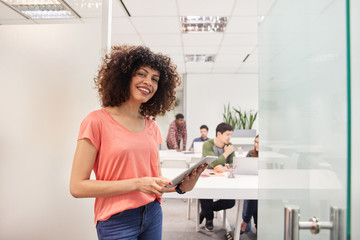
164, 156, 217, 188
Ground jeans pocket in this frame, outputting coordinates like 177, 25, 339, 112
108, 211, 124, 220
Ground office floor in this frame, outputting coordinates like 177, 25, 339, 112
162, 199, 257, 240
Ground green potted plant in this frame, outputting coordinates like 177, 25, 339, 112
223, 103, 258, 137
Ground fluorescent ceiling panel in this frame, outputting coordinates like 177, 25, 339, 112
185, 54, 216, 62
0, 0, 80, 19
181, 16, 228, 33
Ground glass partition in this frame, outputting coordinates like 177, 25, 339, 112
257, 0, 349, 239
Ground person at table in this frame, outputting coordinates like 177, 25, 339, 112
240, 134, 259, 235
199, 122, 236, 232
189, 124, 210, 152
69, 45, 207, 240
166, 113, 187, 151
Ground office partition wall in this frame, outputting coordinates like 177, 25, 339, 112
258, 0, 350, 239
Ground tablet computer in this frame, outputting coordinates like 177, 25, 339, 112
164, 156, 217, 188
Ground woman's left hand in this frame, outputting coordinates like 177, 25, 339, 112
177, 163, 208, 192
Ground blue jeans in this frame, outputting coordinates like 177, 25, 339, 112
96, 200, 162, 240
242, 200, 257, 232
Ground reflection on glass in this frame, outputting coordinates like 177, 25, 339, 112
257, 0, 348, 239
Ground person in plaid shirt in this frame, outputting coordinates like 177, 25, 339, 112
166, 113, 187, 151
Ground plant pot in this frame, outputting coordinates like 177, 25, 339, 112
232, 129, 257, 138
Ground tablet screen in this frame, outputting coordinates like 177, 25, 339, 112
164, 156, 217, 188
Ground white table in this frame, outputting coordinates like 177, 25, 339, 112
162, 168, 258, 240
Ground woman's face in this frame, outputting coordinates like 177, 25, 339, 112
255, 137, 259, 151
129, 66, 160, 104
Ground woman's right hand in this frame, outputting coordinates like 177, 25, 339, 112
137, 176, 172, 196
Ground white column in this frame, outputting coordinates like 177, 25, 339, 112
351, 0, 360, 239
101, 0, 112, 54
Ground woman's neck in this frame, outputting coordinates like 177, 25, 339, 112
108, 101, 142, 119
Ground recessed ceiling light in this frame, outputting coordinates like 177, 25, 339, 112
180, 16, 228, 33
185, 54, 216, 63
0, 0, 80, 19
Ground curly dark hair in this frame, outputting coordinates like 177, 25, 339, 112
94, 45, 181, 117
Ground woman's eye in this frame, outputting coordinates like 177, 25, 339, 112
137, 72, 146, 77
152, 78, 159, 83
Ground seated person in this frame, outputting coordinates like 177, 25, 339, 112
240, 135, 259, 234
189, 125, 210, 152
199, 123, 235, 232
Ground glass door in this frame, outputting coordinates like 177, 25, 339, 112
257, 0, 349, 239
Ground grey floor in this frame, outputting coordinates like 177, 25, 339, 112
162, 199, 257, 240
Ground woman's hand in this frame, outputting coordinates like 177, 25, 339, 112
177, 163, 208, 192
137, 176, 172, 196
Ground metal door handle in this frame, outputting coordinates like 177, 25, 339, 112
284, 205, 344, 240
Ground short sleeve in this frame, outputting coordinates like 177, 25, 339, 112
77, 112, 102, 150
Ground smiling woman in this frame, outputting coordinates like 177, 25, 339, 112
70, 45, 208, 240
94, 45, 181, 117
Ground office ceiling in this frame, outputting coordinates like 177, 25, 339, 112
0, 0, 271, 74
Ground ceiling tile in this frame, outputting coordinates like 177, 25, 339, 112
149, 46, 183, 55
233, 0, 258, 16
112, 0, 131, 17
167, 54, 185, 64
65, 0, 102, 18
243, 52, 258, 63
183, 46, 219, 54
122, 0, 177, 16
130, 17, 180, 34
258, 0, 276, 16
226, 16, 258, 33
218, 45, 257, 55
215, 53, 248, 63
178, 0, 236, 16
112, 18, 137, 34
0, 2, 26, 19
186, 62, 214, 73
182, 33, 223, 46
33, 19, 83, 24
142, 34, 182, 46
237, 62, 258, 73
212, 65, 239, 73
111, 34, 143, 46
222, 33, 258, 45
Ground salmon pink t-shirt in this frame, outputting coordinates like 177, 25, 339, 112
77, 109, 163, 225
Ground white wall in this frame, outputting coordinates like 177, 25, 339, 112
0, 23, 102, 240
185, 74, 258, 149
